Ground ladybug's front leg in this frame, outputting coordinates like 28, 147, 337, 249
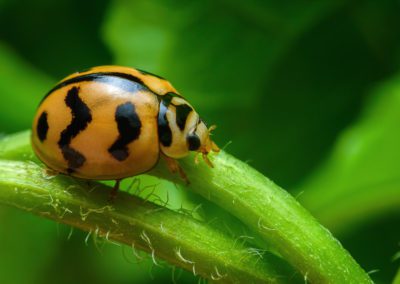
161, 154, 190, 185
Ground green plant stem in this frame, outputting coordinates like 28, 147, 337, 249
0, 131, 372, 283
151, 154, 372, 283
0, 158, 292, 284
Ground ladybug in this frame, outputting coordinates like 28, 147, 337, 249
31, 66, 219, 194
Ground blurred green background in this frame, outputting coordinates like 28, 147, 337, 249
0, 0, 399, 283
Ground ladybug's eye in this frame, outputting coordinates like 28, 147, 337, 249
187, 134, 200, 151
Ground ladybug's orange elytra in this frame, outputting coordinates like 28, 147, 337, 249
31, 65, 219, 183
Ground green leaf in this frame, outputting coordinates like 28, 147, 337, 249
299, 74, 400, 234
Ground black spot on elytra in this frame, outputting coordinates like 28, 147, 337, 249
158, 100, 172, 147
108, 102, 142, 161
64, 148, 87, 173
58, 86, 92, 172
37, 111, 49, 142
175, 104, 193, 131
187, 134, 201, 151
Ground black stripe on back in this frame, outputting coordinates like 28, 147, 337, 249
58, 87, 92, 172
158, 100, 173, 147
42, 72, 150, 103
37, 111, 49, 142
175, 104, 193, 131
108, 102, 142, 161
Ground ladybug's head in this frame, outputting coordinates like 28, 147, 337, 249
159, 96, 219, 166
185, 116, 219, 168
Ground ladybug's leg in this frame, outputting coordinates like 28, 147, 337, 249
202, 152, 214, 168
161, 154, 190, 185
43, 167, 59, 178
109, 179, 121, 202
